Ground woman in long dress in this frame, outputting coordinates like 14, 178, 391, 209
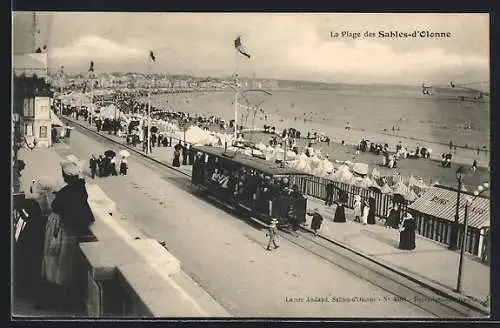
398, 212, 416, 250
41, 161, 95, 310
309, 209, 324, 236
333, 201, 346, 223
367, 196, 376, 224
361, 201, 369, 225
119, 157, 128, 175
172, 149, 181, 167
385, 204, 400, 229
353, 195, 362, 222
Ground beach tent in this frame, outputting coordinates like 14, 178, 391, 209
361, 176, 373, 188
352, 163, 369, 176
380, 183, 392, 194
322, 159, 335, 174
255, 142, 267, 151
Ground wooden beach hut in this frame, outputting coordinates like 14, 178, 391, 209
407, 185, 490, 259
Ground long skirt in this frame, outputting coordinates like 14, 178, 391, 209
311, 216, 322, 231
41, 213, 77, 286
120, 162, 128, 175
173, 155, 181, 167
333, 205, 346, 223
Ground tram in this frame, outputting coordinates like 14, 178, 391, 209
191, 145, 311, 226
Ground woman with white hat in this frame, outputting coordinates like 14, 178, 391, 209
361, 200, 370, 225
41, 160, 95, 310
353, 194, 362, 222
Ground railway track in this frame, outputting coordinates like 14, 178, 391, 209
61, 116, 489, 318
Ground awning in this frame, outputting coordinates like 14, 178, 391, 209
408, 185, 490, 229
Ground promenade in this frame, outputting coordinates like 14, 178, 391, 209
62, 115, 490, 312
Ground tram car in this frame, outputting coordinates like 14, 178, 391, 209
190, 145, 311, 226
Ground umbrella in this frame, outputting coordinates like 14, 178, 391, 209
119, 149, 130, 158
104, 150, 116, 157
151, 126, 158, 133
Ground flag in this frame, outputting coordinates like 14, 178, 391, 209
234, 36, 250, 59
88, 61, 94, 72
149, 51, 156, 62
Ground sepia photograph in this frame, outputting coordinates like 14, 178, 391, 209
12, 12, 490, 319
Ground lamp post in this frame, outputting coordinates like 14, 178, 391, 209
456, 182, 489, 293
449, 166, 464, 250
231, 85, 272, 141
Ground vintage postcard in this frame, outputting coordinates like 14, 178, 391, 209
12, 12, 490, 319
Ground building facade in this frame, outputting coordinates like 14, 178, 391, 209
13, 53, 53, 148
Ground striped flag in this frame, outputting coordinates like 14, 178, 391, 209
234, 36, 251, 59
88, 61, 94, 72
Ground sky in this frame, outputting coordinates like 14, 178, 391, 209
12, 12, 490, 85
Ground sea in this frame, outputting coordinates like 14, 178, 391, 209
139, 84, 490, 152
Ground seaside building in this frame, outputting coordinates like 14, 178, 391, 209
13, 53, 54, 148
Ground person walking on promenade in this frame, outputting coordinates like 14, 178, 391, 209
89, 154, 98, 179
119, 157, 128, 175
385, 204, 400, 229
110, 156, 118, 176
471, 159, 478, 173
182, 143, 188, 165
266, 218, 280, 251
173, 149, 181, 167
333, 201, 346, 223
361, 200, 369, 225
97, 155, 104, 177
325, 180, 334, 206
353, 194, 362, 222
308, 208, 324, 236
398, 211, 416, 250
41, 161, 95, 310
367, 196, 376, 224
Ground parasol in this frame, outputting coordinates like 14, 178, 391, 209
150, 126, 158, 133
104, 150, 116, 157
119, 149, 130, 158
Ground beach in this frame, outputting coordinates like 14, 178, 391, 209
139, 85, 490, 164
134, 86, 490, 192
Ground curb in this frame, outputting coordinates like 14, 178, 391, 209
62, 115, 490, 315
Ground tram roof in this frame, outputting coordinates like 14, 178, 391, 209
192, 145, 311, 177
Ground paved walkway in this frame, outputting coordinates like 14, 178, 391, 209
305, 199, 489, 306
63, 116, 490, 310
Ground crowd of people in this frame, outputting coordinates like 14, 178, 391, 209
89, 153, 128, 178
